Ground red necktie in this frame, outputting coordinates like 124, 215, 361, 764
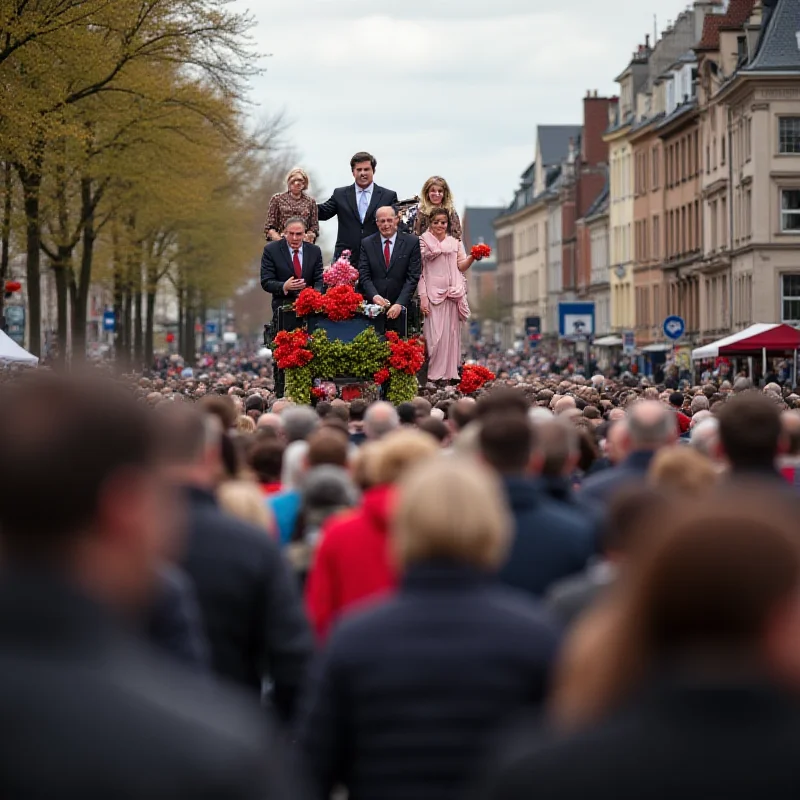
383, 239, 391, 269
292, 248, 302, 279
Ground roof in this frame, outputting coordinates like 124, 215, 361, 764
537, 125, 582, 167
585, 179, 610, 219
747, 0, 800, 71
691, 323, 800, 359
696, 0, 757, 51
462, 207, 503, 251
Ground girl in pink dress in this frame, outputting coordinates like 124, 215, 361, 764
419, 208, 479, 382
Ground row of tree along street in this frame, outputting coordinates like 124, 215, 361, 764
1, 0, 296, 365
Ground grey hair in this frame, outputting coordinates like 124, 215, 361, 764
364, 401, 400, 440
283, 216, 307, 232
281, 406, 319, 443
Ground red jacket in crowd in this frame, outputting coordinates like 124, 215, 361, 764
304, 484, 398, 641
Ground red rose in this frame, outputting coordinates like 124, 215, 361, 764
470, 244, 492, 260
457, 364, 495, 394
323, 285, 363, 321
373, 368, 390, 385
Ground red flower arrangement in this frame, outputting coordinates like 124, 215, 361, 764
294, 287, 325, 316
386, 331, 425, 375
373, 368, 390, 385
471, 243, 492, 260
311, 387, 327, 400
323, 284, 364, 321
458, 364, 495, 394
273, 329, 313, 369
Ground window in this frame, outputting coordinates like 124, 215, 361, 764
721, 135, 726, 166
652, 146, 660, 189
781, 190, 800, 232
779, 118, 800, 154
782, 275, 800, 324
653, 215, 660, 259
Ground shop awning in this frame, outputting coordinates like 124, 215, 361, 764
593, 335, 623, 346
691, 323, 800, 360
642, 343, 672, 352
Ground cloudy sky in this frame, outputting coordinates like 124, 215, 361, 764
237, 0, 693, 213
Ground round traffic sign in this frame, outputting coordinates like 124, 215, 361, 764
663, 315, 685, 340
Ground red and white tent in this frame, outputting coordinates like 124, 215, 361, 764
692, 323, 800, 360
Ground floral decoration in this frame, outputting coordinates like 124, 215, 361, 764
471, 243, 492, 260
457, 364, 495, 394
323, 284, 364, 321
294, 287, 325, 316
385, 331, 425, 375
311, 387, 327, 401
273, 329, 313, 369
323, 250, 359, 287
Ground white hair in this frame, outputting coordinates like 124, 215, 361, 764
281, 440, 309, 490
690, 417, 720, 458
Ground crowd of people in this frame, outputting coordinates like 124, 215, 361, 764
3, 345, 800, 797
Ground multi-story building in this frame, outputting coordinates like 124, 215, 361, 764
696, 0, 800, 336
462, 206, 503, 337
577, 183, 611, 336
564, 92, 616, 315
695, 0, 757, 337
494, 125, 580, 342
658, 53, 703, 339
607, 42, 651, 333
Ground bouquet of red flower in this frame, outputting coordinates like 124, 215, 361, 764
273, 330, 314, 369
471, 243, 492, 260
323, 250, 360, 287
457, 364, 495, 394
373, 368, 390, 385
311, 386, 327, 400
294, 287, 325, 316
323, 284, 364, 321
386, 331, 425, 375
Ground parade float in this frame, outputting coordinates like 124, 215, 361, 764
271, 251, 426, 405
271, 249, 495, 405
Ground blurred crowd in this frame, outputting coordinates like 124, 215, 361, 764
2, 360, 800, 798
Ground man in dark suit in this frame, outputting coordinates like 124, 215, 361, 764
358, 205, 421, 334
260, 216, 324, 318
261, 216, 324, 397
0, 373, 302, 799
317, 151, 399, 265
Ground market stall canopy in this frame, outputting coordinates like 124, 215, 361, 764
0, 330, 38, 367
691, 324, 800, 360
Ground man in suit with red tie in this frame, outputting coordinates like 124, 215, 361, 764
260, 216, 324, 395
317, 151, 399, 266
358, 206, 421, 335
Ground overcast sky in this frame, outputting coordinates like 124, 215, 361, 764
237, 0, 693, 213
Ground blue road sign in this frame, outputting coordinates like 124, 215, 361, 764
559, 302, 595, 339
206, 321, 217, 335
102, 310, 115, 332
663, 315, 685, 340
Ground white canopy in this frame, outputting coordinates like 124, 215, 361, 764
0, 329, 38, 367
593, 335, 623, 347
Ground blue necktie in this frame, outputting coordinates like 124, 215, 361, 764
358, 190, 369, 222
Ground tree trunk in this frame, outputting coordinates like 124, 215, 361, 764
145, 288, 156, 367
53, 253, 69, 368
112, 226, 125, 365
123, 288, 132, 369
177, 283, 184, 353
17, 160, 43, 356
70, 176, 96, 363
134, 285, 143, 367
0, 161, 12, 327
182, 285, 196, 364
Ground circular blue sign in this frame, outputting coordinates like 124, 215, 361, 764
663, 315, 685, 340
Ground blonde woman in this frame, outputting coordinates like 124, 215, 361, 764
296, 459, 559, 800
413, 175, 462, 239
264, 167, 319, 243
